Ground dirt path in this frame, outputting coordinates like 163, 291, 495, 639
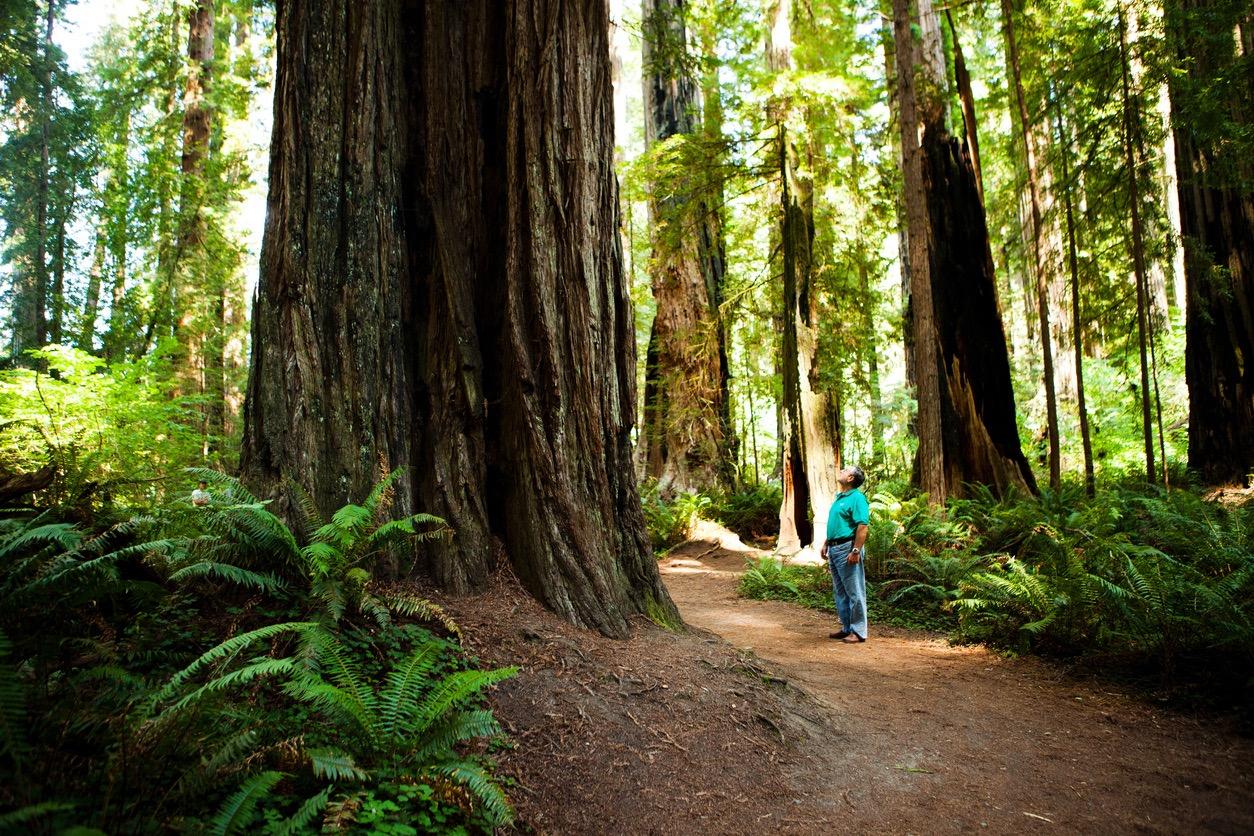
660, 541, 1254, 834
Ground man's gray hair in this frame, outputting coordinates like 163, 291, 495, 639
848, 465, 866, 489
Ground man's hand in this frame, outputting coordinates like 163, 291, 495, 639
846, 547, 861, 565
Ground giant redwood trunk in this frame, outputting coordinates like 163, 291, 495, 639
902, 0, 1036, 499
768, 1, 841, 554
639, 0, 734, 494
1166, 0, 1254, 486
241, 0, 677, 637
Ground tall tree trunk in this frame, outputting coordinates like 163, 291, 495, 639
49, 190, 69, 346
894, 0, 945, 505
103, 105, 130, 364
1166, 0, 1254, 486
241, 0, 676, 638
1053, 92, 1095, 496
80, 231, 106, 351
1120, 9, 1159, 485
174, 0, 214, 402
945, 10, 984, 203
639, 0, 734, 495
1002, 0, 1060, 492
902, 0, 1036, 500
769, 1, 841, 554
33, 0, 53, 348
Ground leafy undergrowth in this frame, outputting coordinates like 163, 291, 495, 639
0, 469, 514, 834
738, 481, 1254, 716
641, 480, 783, 553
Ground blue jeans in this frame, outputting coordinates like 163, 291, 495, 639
827, 541, 867, 639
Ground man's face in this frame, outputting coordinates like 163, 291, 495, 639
838, 467, 857, 487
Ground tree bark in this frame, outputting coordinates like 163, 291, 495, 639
241, 0, 676, 637
1120, 9, 1159, 485
769, 1, 841, 553
901, 0, 1036, 500
33, 0, 53, 348
894, 0, 946, 506
1002, 0, 1060, 492
1166, 0, 1254, 486
639, 0, 734, 495
80, 230, 105, 351
1052, 93, 1095, 496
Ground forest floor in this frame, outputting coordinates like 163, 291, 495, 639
433, 536, 1254, 835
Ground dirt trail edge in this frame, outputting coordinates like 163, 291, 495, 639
659, 540, 1254, 834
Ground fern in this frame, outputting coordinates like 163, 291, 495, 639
211, 770, 285, 836
426, 760, 514, 827
0, 628, 26, 769
154, 621, 319, 706
273, 786, 333, 836
0, 801, 75, 829
167, 560, 286, 593
308, 747, 368, 782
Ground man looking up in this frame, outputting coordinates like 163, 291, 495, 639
824, 465, 870, 643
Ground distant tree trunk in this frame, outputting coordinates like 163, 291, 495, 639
104, 111, 131, 363
1120, 9, 1159, 485
33, 0, 53, 348
1052, 92, 1095, 496
49, 190, 69, 346
639, 0, 734, 495
769, 1, 841, 553
242, 0, 676, 638
902, 0, 1036, 500
80, 231, 105, 351
1002, 0, 1060, 492
1166, 0, 1254, 486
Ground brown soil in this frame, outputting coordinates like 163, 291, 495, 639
436, 540, 1254, 835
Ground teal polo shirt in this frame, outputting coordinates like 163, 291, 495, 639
827, 488, 870, 541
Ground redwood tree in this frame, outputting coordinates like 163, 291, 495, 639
639, 0, 734, 494
1166, 0, 1254, 486
241, 0, 677, 637
899, 0, 1037, 498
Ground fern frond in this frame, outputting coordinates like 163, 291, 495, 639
0, 801, 75, 828
302, 631, 377, 716
273, 785, 334, 836
172, 728, 262, 799
162, 657, 298, 716
408, 667, 517, 736
168, 561, 287, 593
413, 709, 502, 762
285, 480, 327, 542
382, 593, 461, 637
307, 747, 368, 782
154, 622, 319, 705
281, 678, 376, 741
211, 770, 285, 836
426, 760, 514, 827
379, 641, 443, 736
363, 467, 405, 519
0, 520, 80, 563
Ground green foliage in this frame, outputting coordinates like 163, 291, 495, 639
0, 468, 513, 833
0, 346, 204, 508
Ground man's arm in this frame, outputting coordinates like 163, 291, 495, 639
847, 523, 868, 564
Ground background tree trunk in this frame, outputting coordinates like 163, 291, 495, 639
639, 0, 734, 495
242, 0, 676, 638
904, 0, 1036, 500
1166, 0, 1254, 486
769, 1, 841, 554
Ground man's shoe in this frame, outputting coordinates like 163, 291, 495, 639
829, 630, 851, 640
840, 633, 865, 643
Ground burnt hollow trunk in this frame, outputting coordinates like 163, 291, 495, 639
922, 124, 1039, 497
242, 0, 676, 637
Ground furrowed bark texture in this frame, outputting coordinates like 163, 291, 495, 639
901, 0, 1036, 499
639, 0, 734, 494
1167, 0, 1254, 485
242, 0, 676, 637
769, 2, 841, 554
